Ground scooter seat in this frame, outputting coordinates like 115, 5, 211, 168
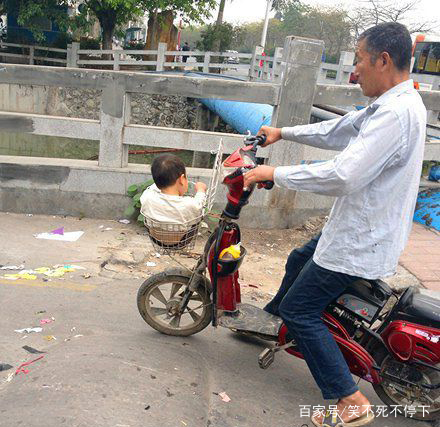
400, 288, 440, 328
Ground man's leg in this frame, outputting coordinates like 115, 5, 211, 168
279, 259, 360, 400
264, 233, 321, 316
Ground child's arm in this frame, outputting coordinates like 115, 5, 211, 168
194, 182, 207, 193
188, 182, 207, 212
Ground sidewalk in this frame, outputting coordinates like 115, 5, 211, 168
400, 222, 440, 291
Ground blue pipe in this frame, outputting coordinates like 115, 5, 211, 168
200, 98, 273, 135
180, 72, 273, 134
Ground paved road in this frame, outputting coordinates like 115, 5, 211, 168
0, 213, 433, 427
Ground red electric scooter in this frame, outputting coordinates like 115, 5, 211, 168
137, 135, 440, 421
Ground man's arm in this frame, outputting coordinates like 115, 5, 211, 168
252, 108, 404, 196
281, 110, 361, 151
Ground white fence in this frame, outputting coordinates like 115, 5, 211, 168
0, 35, 439, 227
0, 41, 354, 84
0, 42, 67, 65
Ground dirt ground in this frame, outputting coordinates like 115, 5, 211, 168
102, 213, 419, 303
104, 215, 324, 300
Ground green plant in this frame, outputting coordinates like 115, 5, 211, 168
80, 37, 101, 50
124, 41, 146, 61
124, 180, 198, 225
124, 178, 154, 224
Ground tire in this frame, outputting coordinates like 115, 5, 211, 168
372, 345, 440, 421
137, 268, 212, 337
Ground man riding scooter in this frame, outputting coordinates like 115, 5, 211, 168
244, 22, 427, 427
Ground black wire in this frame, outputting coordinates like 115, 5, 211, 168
211, 220, 226, 327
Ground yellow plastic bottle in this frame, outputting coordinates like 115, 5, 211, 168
219, 243, 241, 260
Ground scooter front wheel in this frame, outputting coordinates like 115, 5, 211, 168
137, 268, 212, 337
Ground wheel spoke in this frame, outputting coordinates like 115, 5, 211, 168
189, 303, 204, 311
189, 294, 203, 302
151, 287, 168, 305
150, 307, 168, 317
169, 315, 181, 328
187, 308, 201, 322
170, 282, 183, 298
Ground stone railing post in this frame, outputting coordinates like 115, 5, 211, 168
156, 42, 167, 71
249, 45, 264, 81
336, 50, 355, 84
66, 42, 80, 68
29, 46, 35, 65
267, 36, 324, 226
113, 51, 120, 71
203, 52, 210, 73
272, 47, 283, 82
98, 83, 130, 168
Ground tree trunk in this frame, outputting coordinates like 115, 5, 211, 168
145, 10, 178, 69
216, 0, 226, 27
211, 0, 226, 73
102, 26, 113, 51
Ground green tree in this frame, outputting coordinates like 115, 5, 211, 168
281, 2, 353, 61
6, 0, 217, 50
9, 0, 147, 48
144, 0, 217, 51
198, 22, 243, 52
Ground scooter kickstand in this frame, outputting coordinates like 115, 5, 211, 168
258, 341, 295, 369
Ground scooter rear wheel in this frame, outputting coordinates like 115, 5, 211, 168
373, 348, 440, 420
137, 268, 212, 337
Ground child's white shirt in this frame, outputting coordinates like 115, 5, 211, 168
140, 184, 206, 226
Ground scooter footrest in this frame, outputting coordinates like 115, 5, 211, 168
218, 303, 283, 338
259, 348, 275, 369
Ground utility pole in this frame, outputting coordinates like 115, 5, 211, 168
260, 0, 273, 49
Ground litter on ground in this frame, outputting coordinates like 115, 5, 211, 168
219, 392, 231, 403
1, 265, 87, 281
14, 327, 43, 334
50, 227, 64, 235
3, 273, 37, 280
34, 230, 84, 242
15, 355, 45, 375
22, 346, 46, 354
0, 265, 25, 270
0, 363, 13, 371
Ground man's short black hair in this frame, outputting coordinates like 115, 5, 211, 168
151, 154, 186, 189
359, 22, 412, 71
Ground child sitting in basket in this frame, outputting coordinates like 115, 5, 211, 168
140, 154, 207, 246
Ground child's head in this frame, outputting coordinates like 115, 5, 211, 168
151, 154, 188, 196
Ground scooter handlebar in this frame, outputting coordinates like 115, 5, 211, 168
244, 133, 267, 148
259, 180, 274, 190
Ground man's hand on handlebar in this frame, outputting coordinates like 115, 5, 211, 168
244, 165, 275, 188
258, 126, 282, 147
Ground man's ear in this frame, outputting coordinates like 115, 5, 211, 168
178, 174, 186, 185
380, 51, 392, 69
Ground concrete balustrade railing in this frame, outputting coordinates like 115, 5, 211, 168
1, 40, 356, 84
0, 36, 439, 228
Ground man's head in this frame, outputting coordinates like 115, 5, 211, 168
151, 154, 188, 196
354, 22, 412, 97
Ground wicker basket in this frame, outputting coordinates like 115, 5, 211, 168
143, 139, 223, 253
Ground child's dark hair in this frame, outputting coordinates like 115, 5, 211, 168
151, 154, 186, 189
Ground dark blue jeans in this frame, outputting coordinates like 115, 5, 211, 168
265, 234, 360, 400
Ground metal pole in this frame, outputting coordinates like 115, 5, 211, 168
260, 0, 273, 49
